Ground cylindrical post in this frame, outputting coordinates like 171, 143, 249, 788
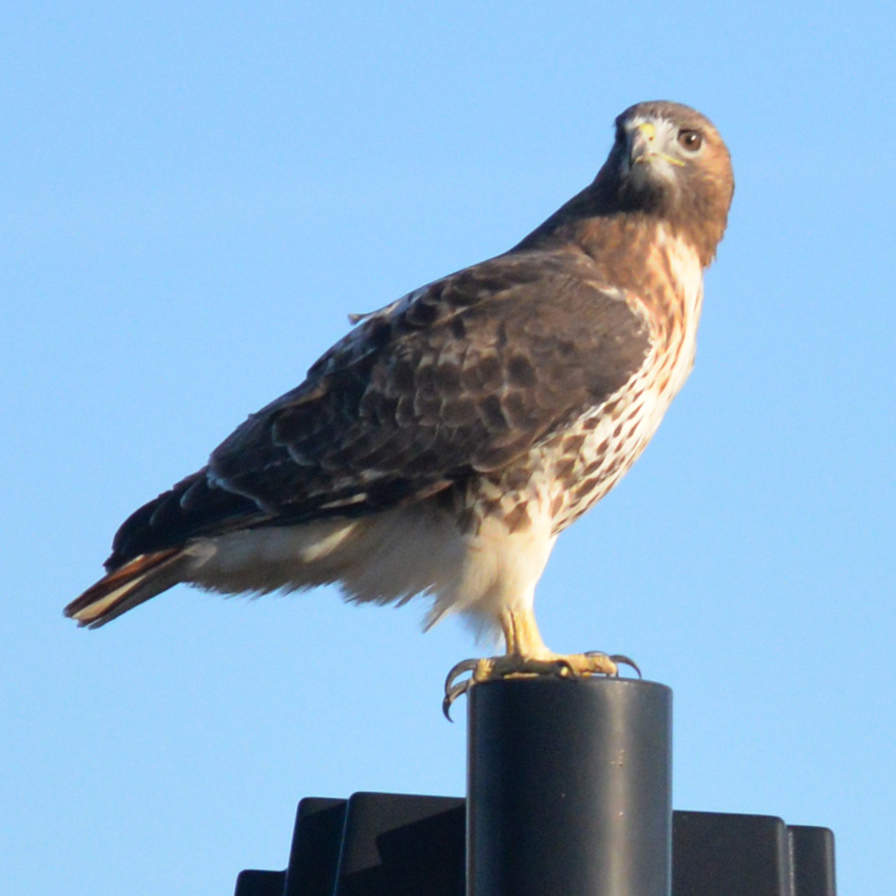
467, 676, 672, 896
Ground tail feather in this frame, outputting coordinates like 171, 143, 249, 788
65, 550, 187, 628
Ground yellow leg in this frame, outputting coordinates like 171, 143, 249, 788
442, 606, 640, 719
500, 605, 549, 657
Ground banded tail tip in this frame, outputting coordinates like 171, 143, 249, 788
65, 549, 184, 628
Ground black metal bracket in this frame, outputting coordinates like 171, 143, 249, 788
234, 678, 835, 896
234, 793, 835, 896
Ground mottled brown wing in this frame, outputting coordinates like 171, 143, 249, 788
108, 248, 650, 566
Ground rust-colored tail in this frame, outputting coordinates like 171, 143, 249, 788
65, 549, 188, 628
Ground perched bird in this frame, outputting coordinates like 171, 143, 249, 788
66, 101, 733, 710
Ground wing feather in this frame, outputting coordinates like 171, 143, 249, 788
107, 248, 651, 568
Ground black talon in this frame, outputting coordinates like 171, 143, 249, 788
442, 679, 471, 722
606, 652, 641, 678
582, 650, 642, 678
442, 658, 479, 721
609, 654, 642, 678
444, 658, 479, 695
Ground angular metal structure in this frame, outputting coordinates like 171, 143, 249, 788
234, 678, 836, 896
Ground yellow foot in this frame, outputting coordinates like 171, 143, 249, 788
442, 651, 641, 720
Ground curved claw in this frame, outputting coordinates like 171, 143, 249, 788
444, 658, 480, 695
610, 653, 642, 678
442, 679, 471, 722
442, 658, 481, 722
585, 651, 642, 678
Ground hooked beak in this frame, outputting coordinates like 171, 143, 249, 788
629, 121, 657, 164
628, 120, 685, 168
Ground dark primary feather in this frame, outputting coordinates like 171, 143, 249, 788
108, 250, 650, 568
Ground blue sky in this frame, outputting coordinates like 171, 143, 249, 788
3, 2, 894, 894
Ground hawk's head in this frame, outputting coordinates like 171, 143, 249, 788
600, 101, 734, 265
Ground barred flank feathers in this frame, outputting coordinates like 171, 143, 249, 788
64, 550, 186, 628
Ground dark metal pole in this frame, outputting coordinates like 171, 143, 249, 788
467, 676, 672, 896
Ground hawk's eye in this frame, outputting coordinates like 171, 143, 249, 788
677, 129, 703, 152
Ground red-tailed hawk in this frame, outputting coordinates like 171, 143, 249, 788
66, 101, 733, 711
